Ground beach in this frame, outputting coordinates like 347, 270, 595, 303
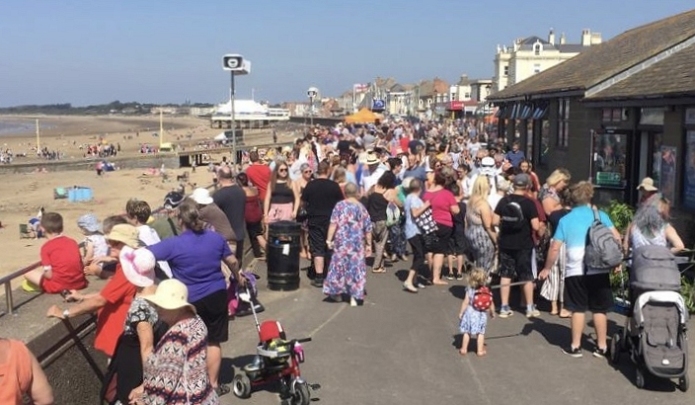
0, 114, 296, 279
0, 114, 227, 161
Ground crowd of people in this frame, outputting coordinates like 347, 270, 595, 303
2, 117, 688, 404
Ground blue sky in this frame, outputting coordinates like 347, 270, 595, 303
0, 0, 693, 107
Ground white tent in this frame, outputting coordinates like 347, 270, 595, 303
214, 132, 227, 141
214, 99, 268, 115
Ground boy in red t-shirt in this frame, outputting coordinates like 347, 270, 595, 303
24, 212, 87, 294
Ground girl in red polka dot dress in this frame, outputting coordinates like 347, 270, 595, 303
458, 268, 495, 356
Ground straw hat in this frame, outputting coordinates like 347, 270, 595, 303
119, 247, 155, 288
143, 279, 196, 313
637, 177, 658, 192
106, 224, 140, 248
365, 152, 379, 165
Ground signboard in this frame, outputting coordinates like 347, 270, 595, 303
449, 101, 464, 111
372, 99, 385, 111
659, 145, 677, 203
684, 131, 695, 209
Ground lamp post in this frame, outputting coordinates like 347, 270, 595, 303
222, 54, 251, 167
307, 87, 318, 128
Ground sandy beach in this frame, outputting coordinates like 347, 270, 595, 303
0, 114, 230, 161
0, 114, 299, 280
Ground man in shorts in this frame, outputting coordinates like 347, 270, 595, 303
539, 181, 621, 358
493, 174, 540, 318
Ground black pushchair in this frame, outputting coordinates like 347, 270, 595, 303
611, 245, 689, 392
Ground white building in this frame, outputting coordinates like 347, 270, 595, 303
493, 29, 602, 92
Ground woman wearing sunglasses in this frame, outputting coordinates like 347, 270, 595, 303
263, 162, 297, 237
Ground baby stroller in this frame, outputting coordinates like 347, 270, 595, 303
611, 245, 689, 391
232, 287, 320, 405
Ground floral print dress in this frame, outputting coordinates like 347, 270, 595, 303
459, 287, 488, 336
323, 200, 373, 300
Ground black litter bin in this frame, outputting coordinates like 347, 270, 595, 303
267, 221, 301, 291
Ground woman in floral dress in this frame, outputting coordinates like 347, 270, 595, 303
324, 183, 373, 307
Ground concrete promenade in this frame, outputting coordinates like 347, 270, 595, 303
220, 258, 694, 405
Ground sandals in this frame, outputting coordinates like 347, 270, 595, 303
371, 268, 386, 274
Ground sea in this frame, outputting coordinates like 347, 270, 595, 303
0, 120, 52, 136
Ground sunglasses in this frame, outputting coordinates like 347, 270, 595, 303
278, 168, 288, 172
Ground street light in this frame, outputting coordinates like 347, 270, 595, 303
307, 87, 318, 127
222, 53, 251, 167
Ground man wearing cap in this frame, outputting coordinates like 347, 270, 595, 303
213, 166, 247, 265
150, 191, 184, 240
191, 187, 236, 243
47, 224, 140, 359
493, 173, 541, 318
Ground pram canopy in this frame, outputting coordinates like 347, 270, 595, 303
634, 291, 689, 326
630, 245, 681, 292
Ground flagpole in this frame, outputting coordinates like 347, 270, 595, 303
35, 119, 40, 150
159, 108, 164, 149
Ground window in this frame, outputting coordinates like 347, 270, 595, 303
534, 43, 542, 55
557, 98, 570, 148
592, 131, 628, 187
533, 64, 541, 74
503, 65, 509, 76
464, 92, 470, 99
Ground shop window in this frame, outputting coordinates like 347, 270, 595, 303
592, 132, 627, 187
557, 98, 570, 148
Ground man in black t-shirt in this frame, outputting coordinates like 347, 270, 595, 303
493, 173, 540, 318
301, 161, 344, 287
213, 166, 247, 265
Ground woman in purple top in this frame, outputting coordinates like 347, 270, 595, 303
147, 198, 244, 397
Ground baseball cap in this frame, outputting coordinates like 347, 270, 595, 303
513, 173, 531, 188
163, 191, 184, 209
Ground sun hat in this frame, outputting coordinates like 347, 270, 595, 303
77, 213, 101, 233
190, 187, 214, 205
163, 191, 184, 209
365, 152, 379, 165
513, 173, 531, 188
106, 224, 140, 248
481, 156, 495, 167
636, 177, 658, 192
119, 247, 155, 287
143, 279, 196, 314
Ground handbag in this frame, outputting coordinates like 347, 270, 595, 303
414, 207, 438, 235
296, 207, 308, 223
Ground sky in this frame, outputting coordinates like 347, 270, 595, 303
1, 0, 693, 107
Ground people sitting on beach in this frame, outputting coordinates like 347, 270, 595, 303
27, 207, 45, 239
77, 213, 108, 277
23, 212, 87, 294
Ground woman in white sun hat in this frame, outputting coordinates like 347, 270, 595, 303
103, 248, 166, 405
133, 279, 217, 405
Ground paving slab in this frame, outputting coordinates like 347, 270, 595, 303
220, 259, 695, 405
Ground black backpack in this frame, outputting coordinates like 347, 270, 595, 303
500, 198, 525, 232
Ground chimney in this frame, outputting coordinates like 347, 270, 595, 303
591, 32, 602, 45
581, 29, 591, 46
548, 28, 555, 45
560, 32, 566, 45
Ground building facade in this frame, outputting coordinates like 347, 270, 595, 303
493, 29, 601, 92
489, 9, 695, 244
